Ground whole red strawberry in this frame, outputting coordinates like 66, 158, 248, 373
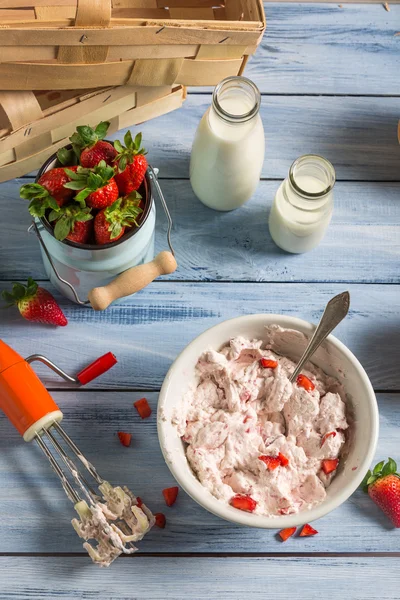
70, 122, 117, 168
2, 278, 67, 327
64, 161, 119, 210
48, 204, 93, 244
20, 166, 78, 217
94, 193, 143, 245
362, 458, 400, 527
113, 131, 148, 195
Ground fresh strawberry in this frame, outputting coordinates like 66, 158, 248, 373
321, 458, 339, 474
2, 277, 67, 326
113, 131, 148, 195
94, 193, 143, 245
20, 167, 78, 216
154, 513, 166, 528
258, 455, 282, 470
299, 523, 318, 537
278, 527, 296, 541
321, 431, 337, 447
136, 497, 143, 508
117, 431, 132, 447
230, 494, 257, 512
296, 374, 315, 392
134, 397, 152, 419
64, 161, 118, 210
260, 358, 278, 369
48, 204, 93, 243
278, 452, 289, 467
163, 486, 179, 507
69, 122, 117, 167
362, 458, 400, 527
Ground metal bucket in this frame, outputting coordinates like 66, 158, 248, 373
30, 146, 176, 310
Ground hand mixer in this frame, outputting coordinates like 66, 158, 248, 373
0, 340, 154, 567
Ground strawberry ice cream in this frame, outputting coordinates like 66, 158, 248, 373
173, 326, 349, 517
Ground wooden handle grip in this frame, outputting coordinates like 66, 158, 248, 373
88, 251, 177, 311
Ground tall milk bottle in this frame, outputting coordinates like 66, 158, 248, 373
190, 76, 265, 211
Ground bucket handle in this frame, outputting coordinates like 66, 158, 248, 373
29, 166, 177, 310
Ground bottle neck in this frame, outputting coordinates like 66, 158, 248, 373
285, 155, 336, 211
211, 76, 261, 126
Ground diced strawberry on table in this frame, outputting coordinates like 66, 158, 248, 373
154, 513, 166, 528
163, 486, 179, 507
117, 431, 132, 447
134, 397, 152, 419
278, 527, 296, 542
299, 523, 318, 537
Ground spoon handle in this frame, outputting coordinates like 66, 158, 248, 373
289, 291, 350, 383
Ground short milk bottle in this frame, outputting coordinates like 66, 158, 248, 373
190, 76, 265, 211
269, 154, 336, 253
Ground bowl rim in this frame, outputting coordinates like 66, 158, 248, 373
157, 313, 379, 529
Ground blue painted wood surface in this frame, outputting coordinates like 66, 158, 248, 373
0, 2, 399, 598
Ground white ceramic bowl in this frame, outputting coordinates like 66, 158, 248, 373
158, 314, 379, 528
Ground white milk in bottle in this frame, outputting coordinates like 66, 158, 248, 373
190, 76, 265, 211
269, 154, 336, 253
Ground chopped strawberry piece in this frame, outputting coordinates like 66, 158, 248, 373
321, 431, 337, 447
299, 523, 318, 537
117, 431, 132, 447
260, 358, 278, 369
259, 455, 281, 470
278, 527, 296, 541
154, 513, 166, 528
322, 458, 339, 474
296, 374, 315, 391
278, 452, 289, 467
136, 497, 143, 508
134, 397, 152, 419
162, 486, 179, 507
229, 494, 257, 512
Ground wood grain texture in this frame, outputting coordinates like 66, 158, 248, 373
13, 94, 400, 180
0, 282, 398, 391
0, 391, 397, 554
1, 179, 399, 283
108, 94, 400, 181
244, 3, 400, 95
0, 556, 400, 599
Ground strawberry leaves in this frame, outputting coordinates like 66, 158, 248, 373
64, 161, 115, 204
361, 458, 399, 492
48, 205, 93, 241
2, 277, 38, 307
20, 183, 59, 217
57, 147, 77, 167
70, 121, 110, 157
103, 192, 143, 240
114, 131, 147, 173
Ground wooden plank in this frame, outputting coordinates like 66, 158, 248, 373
104, 95, 399, 181
0, 282, 398, 390
1, 179, 399, 283
1, 556, 398, 599
0, 390, 398, 553
189, 3, 400, 95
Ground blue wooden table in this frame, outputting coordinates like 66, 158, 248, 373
0, 3, 399, 598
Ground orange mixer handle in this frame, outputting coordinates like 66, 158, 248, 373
0, 340, 61, 440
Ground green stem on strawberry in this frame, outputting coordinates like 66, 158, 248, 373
20, 182, 59, 217
64, 161, 116, 204
70, 121, 110, 159
48, 205, 93, 242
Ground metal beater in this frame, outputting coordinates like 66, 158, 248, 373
0, 340, 154, 566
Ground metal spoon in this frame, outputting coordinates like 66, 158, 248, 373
289, 291, 350, 383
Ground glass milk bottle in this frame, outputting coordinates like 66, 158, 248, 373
190, 76, 265, 211
269, 154, 335, 253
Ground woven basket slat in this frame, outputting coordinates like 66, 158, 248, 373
0, 85, 185, 181
0, 0, 265, 89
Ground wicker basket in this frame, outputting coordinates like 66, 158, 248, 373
0, 85, 186, 182
0, 0, 266, 91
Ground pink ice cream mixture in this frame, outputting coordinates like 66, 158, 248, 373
174, 329, 349, 517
